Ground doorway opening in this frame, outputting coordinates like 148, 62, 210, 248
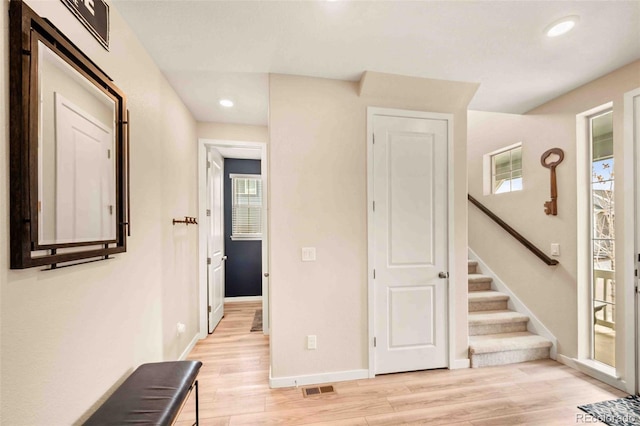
226, 166, 264, 301
198, 139, 269, 338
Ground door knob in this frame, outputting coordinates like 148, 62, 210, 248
221, 256, 228, 261
264, 272, 270, 277
438, 272, 449, 279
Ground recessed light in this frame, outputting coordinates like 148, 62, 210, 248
545, 16, 579, 37
219, 99, 234, 108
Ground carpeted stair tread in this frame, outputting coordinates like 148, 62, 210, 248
469, 332, 552, 355
468, 274, 492, 283
468, 290, 509, 302
466, 256, 551, 366
468, 310, 529, 326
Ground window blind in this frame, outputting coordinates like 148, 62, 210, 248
232, 176, 262, 238
491, 145, 522, 194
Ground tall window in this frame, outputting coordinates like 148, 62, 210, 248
590, 110, 615, 367
231, 174, 262, 240
486, 144, 523, 194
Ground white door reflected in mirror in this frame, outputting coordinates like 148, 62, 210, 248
37, 40, 116, 245
54, 93, 115, 243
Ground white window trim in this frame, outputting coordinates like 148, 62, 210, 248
575, 102, 626, 389
623, 87, 640, 395
230, 173, 263, 241
483, 142, 522, 195
229, 173, 261, 179
230, 236, 262, 241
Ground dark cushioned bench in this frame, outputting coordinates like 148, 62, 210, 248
84, 360, 202, 426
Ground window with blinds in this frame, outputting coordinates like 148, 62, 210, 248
490, 144, 523, 194
231, 174, 262, 240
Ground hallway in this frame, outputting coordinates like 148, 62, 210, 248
177, 301, 269, 424
176, 302, 625, 425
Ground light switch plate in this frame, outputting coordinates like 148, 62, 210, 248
307, 335, 317, 350
551, 243, 560, 256
302, 247, 316, 261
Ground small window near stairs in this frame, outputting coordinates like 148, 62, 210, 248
483, 143, 523, 195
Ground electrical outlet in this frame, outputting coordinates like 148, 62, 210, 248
176, 322, 186, 335
302, 247, 316, 262
307, 335, 317, 350
551, 243, 560, 256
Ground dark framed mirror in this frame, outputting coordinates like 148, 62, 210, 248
9, 0, 129, 269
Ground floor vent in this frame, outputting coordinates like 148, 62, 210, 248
302, 385, 335, 397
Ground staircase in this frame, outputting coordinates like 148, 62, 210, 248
467, 260, 552, 368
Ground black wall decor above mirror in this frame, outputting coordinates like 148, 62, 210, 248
9, 0, 130, 269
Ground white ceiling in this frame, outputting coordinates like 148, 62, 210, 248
112, 1, 640, 126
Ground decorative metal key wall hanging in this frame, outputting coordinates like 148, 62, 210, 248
540, 148, 564, 216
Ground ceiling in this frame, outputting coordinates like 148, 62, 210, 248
112, 1, 640, 127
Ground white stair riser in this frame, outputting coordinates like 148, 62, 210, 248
470, 347, 550, 368
469, 321, 527, 336
469, 300, 508, 312
469, 281, 491, 292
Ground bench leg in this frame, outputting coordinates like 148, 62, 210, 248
194, 380, 199, 426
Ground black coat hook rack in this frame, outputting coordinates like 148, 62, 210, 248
172, 216, 198, 226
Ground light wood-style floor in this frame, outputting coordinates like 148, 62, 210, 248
594, 325, 615, 367
176, 301, 626, 425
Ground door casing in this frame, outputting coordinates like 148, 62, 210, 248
623, 88, 640, 395
366, 107, 456, 377
198, 139, 269, 339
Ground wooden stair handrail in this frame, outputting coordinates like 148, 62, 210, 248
468, 194, 559, 266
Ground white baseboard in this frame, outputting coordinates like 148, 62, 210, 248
468, 248, 558, 360
179, 333, 200, 361
556, 354, 628, 393
269, 368, 369, 389
225, 296, 262, 303
451, 358, 470, 369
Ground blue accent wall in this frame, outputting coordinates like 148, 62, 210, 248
224, 159, 262, 297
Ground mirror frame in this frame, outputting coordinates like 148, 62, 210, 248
9, 0, 129, 269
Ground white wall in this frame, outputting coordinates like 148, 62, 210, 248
197, 121, 268, 143
468, 111, 577, 354
269, 76, 367, 379
268, 72, 477, 381
468, 60, 640, 380
0, 1, 199, 424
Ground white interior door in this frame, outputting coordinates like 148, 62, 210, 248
55, 93, 114, 243
372, 113, 449, 375
261, 156, 270, 334
208, 149, 225, 333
